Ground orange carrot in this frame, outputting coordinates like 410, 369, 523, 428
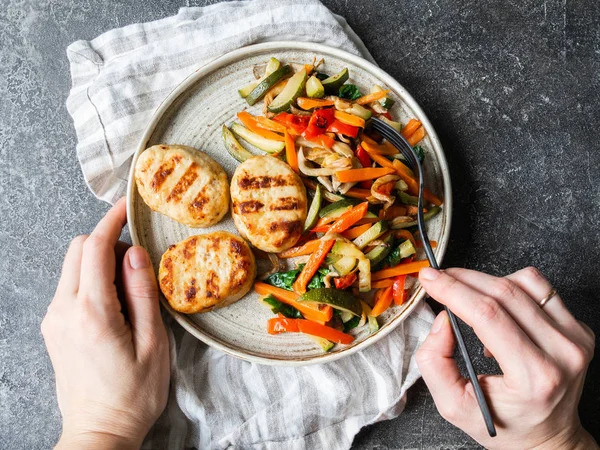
361, 141, 395, 169
311, 202, 369, 233
267, 318, 354, 344
392, 160, 443, 206
342, 223, 373, 240
371, 286, 394, 317
406, 205, 420, 216
392, 275, 407, 305
370, 279, 396, 289
254, 282, 333, 322
355, 89, 390, 105
253, 115, 287, 133
296, 97, 335, 110
285, 131, 298, 172
293, 239, 335, 294
277, 239, 321, 258
371, 260, 431, 281
392, 158, 416, 179
237, 112, 285, 141
305, 133, 335, 148
416, 240, 438, 249
379, 206, 408, 220
335, 167, 395, 183
407, 126, 425, 146
354, 217, 379, 225
344, 188, 372, 200
395, 229, 416, 247
360, 136, 398, 156
334, 110, 366, 128
401, 119, 421, 138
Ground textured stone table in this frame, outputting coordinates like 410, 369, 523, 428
1, 0, 598, 448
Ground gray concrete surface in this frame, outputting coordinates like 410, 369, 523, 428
1, 0, 598, 449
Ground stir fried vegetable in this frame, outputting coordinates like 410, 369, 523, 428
227, 56, 445, 352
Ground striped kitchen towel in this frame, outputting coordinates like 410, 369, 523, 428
66, 1, 435, 449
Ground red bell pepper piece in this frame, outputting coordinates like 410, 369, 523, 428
334, 272, 358, 290
273, 112, 310, 135
305, 133, 335, 148
327, 119, 359, 138
392, 275, 407, 305
355, 145, 373, 189
303, 108, 336, 138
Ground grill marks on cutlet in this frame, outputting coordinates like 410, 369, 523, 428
151, 160, 176, 191
205, 271, 220, 298
237, 173, 294, 190
269, 220, 303, 247
166, 162, 199, 202
233, 200, 264, 214
269, 196, 302, 211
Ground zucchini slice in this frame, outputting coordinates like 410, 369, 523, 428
380, 116, 402, 133
239, 57, 281, 98
352, 221, 388, 250
318, 199, 354, 219
398, 239, 417, 259
306, 75, 325, 98
298, 288, 362, 316
391, 206, 442, 229
222, 125, 254, 162
309, 335, 334, 352
245, 64, 292, 106
322, 68, 349, 94
332, 255, 357, 276
365, 232, 394, 264
346, 103, 372, 120
268, 68, 307, 113
304, 184, 322, 231
231, 123, 285, 153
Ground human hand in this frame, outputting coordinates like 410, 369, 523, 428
42, 199, 170, 450
416, 267, 597, 450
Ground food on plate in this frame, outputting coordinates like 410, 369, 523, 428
230, 155, 307, 253
158, 232, 256, 314
221, 56, 444, 352
135, 144, 229, 227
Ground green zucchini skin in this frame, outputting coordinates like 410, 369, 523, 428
245, 65, 292, 106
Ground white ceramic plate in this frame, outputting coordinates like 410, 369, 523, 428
127, 41, 452, 366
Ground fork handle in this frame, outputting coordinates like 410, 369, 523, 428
444, 306, 497, 437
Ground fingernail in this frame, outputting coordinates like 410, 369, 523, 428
128, 246, 150, 269
430, 312, 446, 334
420, 268, 440, 281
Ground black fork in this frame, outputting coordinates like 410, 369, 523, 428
368, 117, 497, 438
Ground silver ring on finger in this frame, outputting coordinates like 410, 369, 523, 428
538, 287, 558, 308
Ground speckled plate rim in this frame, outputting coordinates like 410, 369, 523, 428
127, 41, 453, 366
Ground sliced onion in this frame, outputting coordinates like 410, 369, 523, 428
337, 181, 356, 195
371, 175, 400, 209
371, 102, 387, 114
290, 105, 311, 116
324, 271, 340, 288
331, 141, 354, 158
317, 176, 334, 192
333, 97, 353, 111
298, 147, 337, 177
253, 64, 266, 79
259, 253, 282, 280
296, 136, 325, 149
336, 133, 351, 144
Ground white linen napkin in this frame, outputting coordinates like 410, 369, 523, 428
66, 1, 435, 448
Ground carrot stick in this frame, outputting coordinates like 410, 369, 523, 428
371, 260, 431, 281
344, 188, 372, 200
277, 239, 321, 258
335, 167, 395, 183
355, 90, 390, 105
407, 126, 425, 146
311, 202, 369, 233
285, 131, 298, 172
254, 282, 332, 322
371, 286, 394, 317
293, 239, 335, 294
392, 275, 407, 305
267, 318, 354, 344
296, 97, 335, 110
401, 119, 421, 138
334, 110, 366, 128
359, 137, 398, 156
252, 115, 287, 133
406, 205, 420, 216
370, 279, 396, 289
360, 141, 396, 169
379, 206, 408, 220
342, 223, 372, 240
416, 240, 438, 249
237, 111, 285, 142
391, 160, 443, 206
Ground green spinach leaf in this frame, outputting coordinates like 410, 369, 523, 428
338, 84, 362, 100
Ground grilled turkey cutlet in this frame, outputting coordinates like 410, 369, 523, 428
158, 232, 256, 314
230, 155, 307, 253
135, 144, 229, 227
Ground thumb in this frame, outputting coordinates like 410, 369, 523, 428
122, 246, 163, 351
416, 311, 471, 422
